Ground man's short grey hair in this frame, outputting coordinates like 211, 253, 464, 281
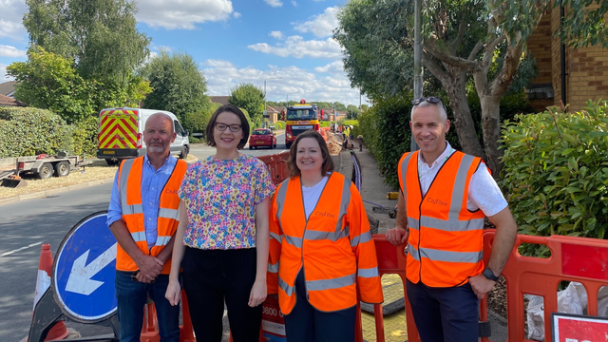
148, 112, 175, 134
410, 100, 448, 122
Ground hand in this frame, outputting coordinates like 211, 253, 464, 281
386, 227, 409, 246
165, 280, 182, 306
248, 279, 267, 307
469, 274, 496, 299
135, 255, 163, 283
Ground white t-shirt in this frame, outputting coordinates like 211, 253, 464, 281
302, 175, 330, 220
416, 143, 508, 217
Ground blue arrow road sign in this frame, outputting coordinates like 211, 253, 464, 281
53, 211, 118, 322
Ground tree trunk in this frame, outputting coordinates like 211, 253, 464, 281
479, 95, 502, 177
441, 68, 484, 158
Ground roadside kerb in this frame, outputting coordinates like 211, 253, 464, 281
0, 157, 199, 207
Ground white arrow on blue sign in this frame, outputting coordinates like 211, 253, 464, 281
53, 211, 118, 322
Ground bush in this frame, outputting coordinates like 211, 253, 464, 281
273, 121, 286, 129
500, 100, 608, 240
71, 115, 99, 157
0, 107, 72, 157
319, 121, 330, 128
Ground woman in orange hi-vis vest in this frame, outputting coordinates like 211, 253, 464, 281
268, 130, 383, 342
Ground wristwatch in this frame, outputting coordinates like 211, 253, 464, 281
482, 268, 499, 282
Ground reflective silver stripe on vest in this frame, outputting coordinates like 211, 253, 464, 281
306, 273, 356, 291
159, 208, 179, 221
155, 235, 171, 247
334, 177, 352, 234
268, 262, 279, 273
284, 234, 303, 248
304, 226, 349, 242
399, 152, 414, 197
131, 231, 146, 243
350, 230, 372, 247
358, 267, 379, 278
408, 243, 483, 263
119, 159, 144, 215
275, 179, 290, 223
270, 231, 282, 243
279, 276, 295, 296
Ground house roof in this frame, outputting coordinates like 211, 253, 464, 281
266, 105, 282, 113
209, 96, 230, 106
0, 94, 24, 107
0, 81, 17, 97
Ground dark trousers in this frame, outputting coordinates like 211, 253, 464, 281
115, 271, 180, 342
283, 271, 356, 342
406, 279, 479, 342
182, 247, 262, 342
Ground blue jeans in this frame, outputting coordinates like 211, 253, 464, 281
406, 279, 479, 342
115, 271, 180, 342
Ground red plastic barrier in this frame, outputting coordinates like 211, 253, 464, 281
480, 229, 608, 342
258, 151, 290, 185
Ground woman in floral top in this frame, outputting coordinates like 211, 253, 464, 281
165, 104, 275, 342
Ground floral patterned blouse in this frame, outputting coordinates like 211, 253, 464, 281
178, 154, 275, 250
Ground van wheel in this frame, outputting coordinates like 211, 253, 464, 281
37, 163, 53, 179
249, 146, 253, 150
54, 161, 70, 177
286, 142, 292, 149
179, 146, 189, 159
105, 159, 118, 166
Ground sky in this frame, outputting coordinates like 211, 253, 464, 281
0, 0, 369, 106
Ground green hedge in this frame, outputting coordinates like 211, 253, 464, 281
273, 121, 286, 129
0, 107, 72, 157
501, 100, 608, 241
0, 107, 98, 158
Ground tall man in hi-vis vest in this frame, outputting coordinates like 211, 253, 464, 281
386, 97, 518, 342
107, 113, 187, 342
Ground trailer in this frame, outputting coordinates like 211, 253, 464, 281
0, 153, 92, 187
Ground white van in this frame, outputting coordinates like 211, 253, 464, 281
96, 108, 190, 165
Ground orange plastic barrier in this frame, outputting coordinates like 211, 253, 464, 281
258, 151, 290, 185
139, 290, 195, 342
480, 229, 608, 342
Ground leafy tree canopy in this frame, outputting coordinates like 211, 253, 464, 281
140, 50, 210, 124
228, 83, 265, 121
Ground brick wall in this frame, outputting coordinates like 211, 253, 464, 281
550, 4, 563, 108
566, 3, 608, 111
528, 13, 553, 85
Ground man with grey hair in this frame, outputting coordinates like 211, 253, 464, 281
386, 97, 517, 342
106, 112, 187, 342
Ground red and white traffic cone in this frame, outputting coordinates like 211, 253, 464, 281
31, 244, 70, 341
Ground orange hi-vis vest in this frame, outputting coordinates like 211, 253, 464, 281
117, 157, 187, 275
398, 150, 486, 287
267, 172, 384, 314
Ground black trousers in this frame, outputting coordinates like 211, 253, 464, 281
182, 247, 262, 342
283, 271, 356, 342
406, 279, 479, 342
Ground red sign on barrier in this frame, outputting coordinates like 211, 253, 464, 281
551, 313, 608, 342
261, 297, 286, 342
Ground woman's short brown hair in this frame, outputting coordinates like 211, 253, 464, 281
205, 104, 250, 149
287, 130, 335, 177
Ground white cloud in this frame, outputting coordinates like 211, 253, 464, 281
233, 12, 241, 19
0, 63, 13, 82
248, 36, 341, 59
291, 1, 297, 6
293, 7, 339, 38
314, 61, 344, 75
264, 0, 283, 7
269, 31, 284, 40
135, 0, 233, 30
0, 45, 26, 58
202, 59, 365, 106
0, 0, 28, 39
